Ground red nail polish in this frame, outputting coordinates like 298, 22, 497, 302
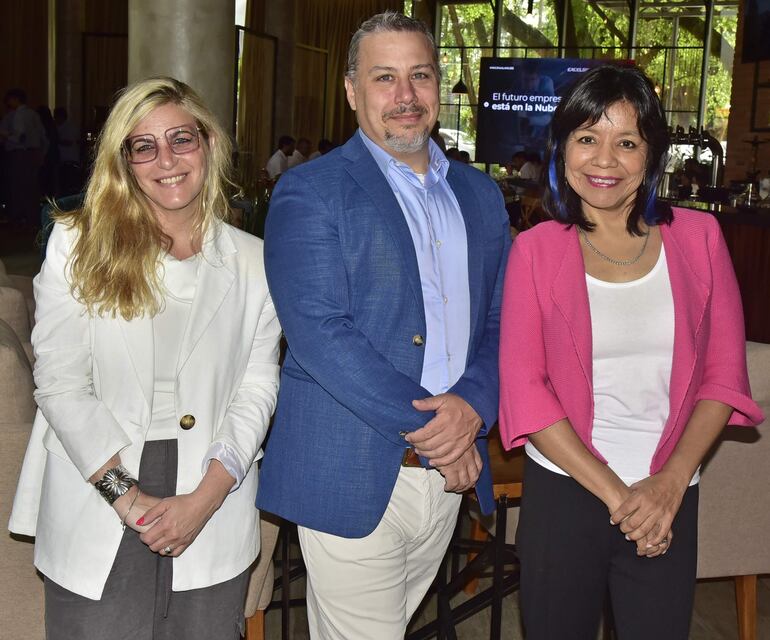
136, 517, 145, 526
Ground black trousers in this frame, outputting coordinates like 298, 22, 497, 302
44, 440, 250, 640
516, 458, 698, 640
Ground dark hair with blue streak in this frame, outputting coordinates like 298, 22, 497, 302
542, 64, 673, 236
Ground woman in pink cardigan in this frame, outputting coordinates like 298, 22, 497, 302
499, 64, 763, 640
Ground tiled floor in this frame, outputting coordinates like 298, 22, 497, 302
262, 572, 770, 639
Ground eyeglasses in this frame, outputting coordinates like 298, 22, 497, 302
124, 124, 202, 164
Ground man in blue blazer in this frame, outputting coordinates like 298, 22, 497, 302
258, 11, 511, 638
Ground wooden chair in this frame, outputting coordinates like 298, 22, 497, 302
696, 341, 770, 640
243, 513, 281, 640
518, 195, 543, 229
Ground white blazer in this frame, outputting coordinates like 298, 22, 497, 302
9, 220, 281, 600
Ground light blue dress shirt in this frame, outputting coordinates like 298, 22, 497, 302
359, 130, 470, 396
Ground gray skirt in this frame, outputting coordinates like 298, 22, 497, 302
44, 440, 250, 640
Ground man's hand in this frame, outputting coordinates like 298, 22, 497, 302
407, 393, 482, 466
435, 444, 482, 493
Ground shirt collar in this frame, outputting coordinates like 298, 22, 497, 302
358, 129, 449, 186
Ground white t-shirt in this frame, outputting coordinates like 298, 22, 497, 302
519, 161, 541, 182
147, 253, 197, 441
265, 149, 288, 178
526, 245, 697, 485
287, 150, 307, 169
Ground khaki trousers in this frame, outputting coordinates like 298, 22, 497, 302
298, 466, 462, 640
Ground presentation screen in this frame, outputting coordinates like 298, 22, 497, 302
475, 57, 608, 164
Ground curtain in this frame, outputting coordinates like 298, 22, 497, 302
293, 45, 328, 145
295, 0, 401, 143
236, 30, 276, 196
80, 1, 128, 156
82, 34, 128, 138
0, 0, 48, 108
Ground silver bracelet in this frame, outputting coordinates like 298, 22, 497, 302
94, 465, 138, 505
121, 488, 141, 528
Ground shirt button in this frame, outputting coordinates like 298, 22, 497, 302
443, 296, 448, 304
179, 414, 196, 430
436, 240, 442, 248
412, 334, 425, 347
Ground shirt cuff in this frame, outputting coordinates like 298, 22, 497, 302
202, 442, 245, 492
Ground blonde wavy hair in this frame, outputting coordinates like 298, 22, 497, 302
57, 76, 235, 320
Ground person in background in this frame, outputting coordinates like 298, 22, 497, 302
258, 11, 510, 638
9, 76, 281, 640
445, 146, 460, 160
288, 137, 312, 169
458, 149, 471, 164
519, 152, 542, 182
265, 134, 295, 179
308, 138, 334, 160
0, 88, 48, 227
54, 106, 82, 196
505, 150, 527, 176
499, 63, 763, 640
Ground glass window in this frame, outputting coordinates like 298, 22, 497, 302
564, 0, 630, 55
440, 3, 496, 48
498, 0, 558, 51
434, 0, 738, 165
235, 0, 247, 25
707, 6, 737, 142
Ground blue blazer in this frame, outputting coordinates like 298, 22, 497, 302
257, 132, 511, 537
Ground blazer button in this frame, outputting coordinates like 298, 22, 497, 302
179, 414, 196, 430
412, 334, 424, 347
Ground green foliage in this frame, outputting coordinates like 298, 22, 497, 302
437, 1, 737, 143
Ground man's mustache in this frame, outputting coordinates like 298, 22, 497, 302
383, 104, 427, 120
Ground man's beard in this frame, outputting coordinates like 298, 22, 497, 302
382, 104, 431, 155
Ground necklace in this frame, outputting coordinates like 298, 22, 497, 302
579, 227, 651, 266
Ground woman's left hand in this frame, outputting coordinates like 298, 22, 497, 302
137, 460, 235, 557
609, 470, 687, 549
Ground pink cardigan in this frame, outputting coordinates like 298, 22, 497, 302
498, 207, 764, 474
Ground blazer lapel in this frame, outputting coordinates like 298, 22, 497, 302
550, 227, 593, 392
177, 223, 237, 374
343, 135, 424, 312
447, 166, 483, 342
660, 223, 709, 431
118, 314, 153, 411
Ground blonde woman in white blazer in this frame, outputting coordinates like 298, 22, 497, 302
9, 77, 281, 640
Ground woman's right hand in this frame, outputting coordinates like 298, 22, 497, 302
607, 487, 674, 558
112, 487, 162, 534
605, 485, 671, 557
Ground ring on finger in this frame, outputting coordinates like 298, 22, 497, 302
162, 545, 173, 555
